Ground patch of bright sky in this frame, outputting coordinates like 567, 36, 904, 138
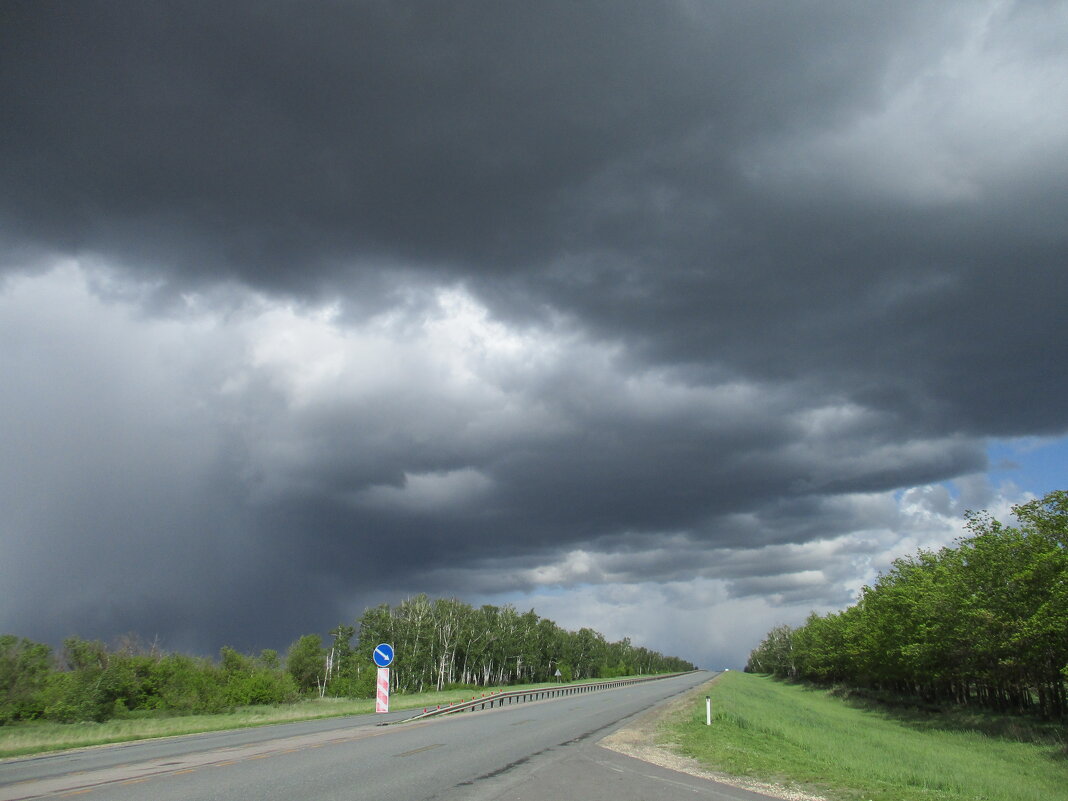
987, 435, 1068, 498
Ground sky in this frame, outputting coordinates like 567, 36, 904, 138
2, 1, 1067, 671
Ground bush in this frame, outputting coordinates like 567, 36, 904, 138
224, 669, 299, 706
39, 672, 106, 723
0, 635, 52, 723
326, 668, 376, 699
149, 654, 227, 714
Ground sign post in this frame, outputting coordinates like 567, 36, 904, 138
376, 668, 390, 713
374, 643, 394, 714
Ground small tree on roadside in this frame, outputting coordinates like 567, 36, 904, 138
287, 634, 326, 696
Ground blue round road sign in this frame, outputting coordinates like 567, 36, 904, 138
373, 643, 394, 668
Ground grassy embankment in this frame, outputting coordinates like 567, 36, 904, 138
0, 677, 624, 759
663, 671, 1067, 801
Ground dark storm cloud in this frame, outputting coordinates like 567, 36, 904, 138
2, 1, 1068, 659
5, 0, 1065, 433
0, 1, 964, 277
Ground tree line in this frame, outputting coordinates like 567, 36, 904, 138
351, 595, 693, 693
745, 490, 1068, 719
1, 599, 693, 724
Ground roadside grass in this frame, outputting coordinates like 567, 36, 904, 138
0, 677, 635, 759
663, 672, 1067, 801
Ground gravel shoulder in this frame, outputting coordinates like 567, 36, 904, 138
599, 675, 828, 801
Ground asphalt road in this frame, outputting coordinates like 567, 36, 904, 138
0, 671, 774, 801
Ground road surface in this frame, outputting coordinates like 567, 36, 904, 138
0, 671, 775, 801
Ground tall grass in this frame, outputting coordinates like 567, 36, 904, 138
665, 672, 1067, 801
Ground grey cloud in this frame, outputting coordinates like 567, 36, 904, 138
0, 3, 991, 276
5, 2, 1067, 439
725, 572, 853, 608
2, 1, 1068, 659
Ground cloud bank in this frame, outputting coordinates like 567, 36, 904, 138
2, 1, 1066, 667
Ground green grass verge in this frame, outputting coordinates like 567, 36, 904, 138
0, 677, 643, 759
663, 672, 1067, 801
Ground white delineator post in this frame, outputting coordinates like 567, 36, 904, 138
376, 668, 390, 713
706, 695, 712, 726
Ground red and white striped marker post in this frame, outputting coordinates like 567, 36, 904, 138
373, 643, 394, 714
376, 668, 390, 713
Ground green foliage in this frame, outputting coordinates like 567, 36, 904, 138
0, 635, 53, 723
326, 666, 377, 699
223, 669, 298, 706
148, 653, 226, 713
1, 595, 692, 725
221, 647, 299, 706
354, 595, 694, 694
0, 636, 303, 725
747, 489, 1068, 720
745, 624, 795, 678
286, 634, 326, 695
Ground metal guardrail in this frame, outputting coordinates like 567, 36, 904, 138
397, 671, 695, 722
